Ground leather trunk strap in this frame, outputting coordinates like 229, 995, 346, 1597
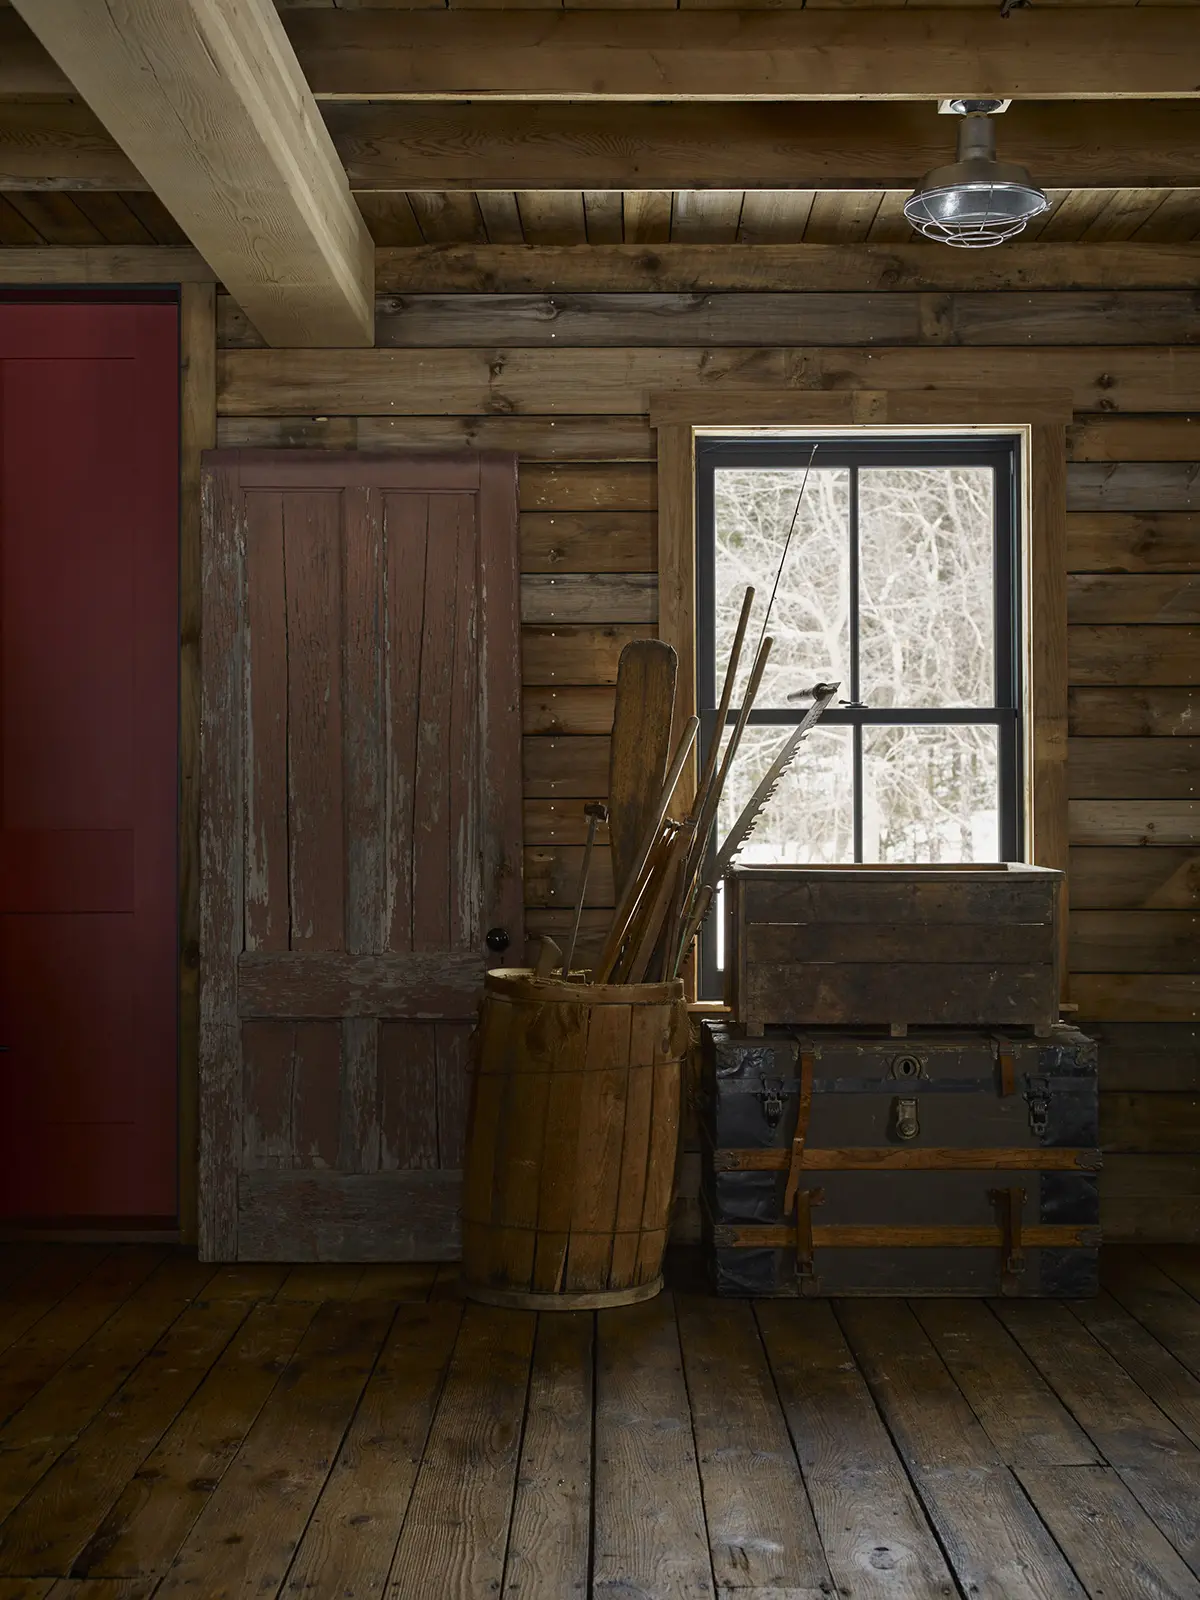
793, 1186, 824, 1278
784, 1048, 816, 1212
991, 1185, 1027, 1286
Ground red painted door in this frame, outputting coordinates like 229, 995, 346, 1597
0, 301, 180, 1222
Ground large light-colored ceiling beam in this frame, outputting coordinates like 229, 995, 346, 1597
5, 99, 1199, 194
9, 0, 373, 347
285, 9, 1200, 102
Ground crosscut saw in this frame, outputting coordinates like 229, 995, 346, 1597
673, 681, 840, 972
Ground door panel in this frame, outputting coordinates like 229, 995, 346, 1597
0, 302, 179, 1221
200, 452, 522, 1261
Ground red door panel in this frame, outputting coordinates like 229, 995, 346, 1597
0, 301, 179, 1222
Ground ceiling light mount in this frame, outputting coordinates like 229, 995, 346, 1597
938, 98, 1011, 117
905, 104, 1048, 249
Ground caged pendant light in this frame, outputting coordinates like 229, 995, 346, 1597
904, 99, 1049, 249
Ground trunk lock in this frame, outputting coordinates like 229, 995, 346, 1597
1025, 1075, 1052, 1138
758, 1078, 786, 1130
891, 1097, 921, 1141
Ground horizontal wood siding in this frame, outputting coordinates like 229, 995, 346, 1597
214, 278, 1198, 1243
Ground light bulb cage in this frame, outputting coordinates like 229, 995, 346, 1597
904, 113, 1049, 249
904, 181, 1049, 248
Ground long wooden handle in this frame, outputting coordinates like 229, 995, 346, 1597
692, 586, 754, 831
562, 804, 605, 978
595, 820, 676, 984
666, 590, 755, 963
597, 717, 698, 982
671, 882, 713, 980
612, 715, 698, 911
687, 634, 772, 884
625, 824, 693, 984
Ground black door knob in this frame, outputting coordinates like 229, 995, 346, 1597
485, 927, 511, 954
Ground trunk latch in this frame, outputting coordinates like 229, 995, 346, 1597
1025, 1075, 1051, 1139
891, 1097, 921, 1141
758, 1078, 786, 1130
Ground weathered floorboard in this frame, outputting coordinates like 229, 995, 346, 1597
756, 1297, 956, 1599
992, 1298, 1200, 1576
593, 1294, 714, 1600
0, 1250, 169, 1431
501, 1312, 594, 1599
284, 1301, 462, 1599
75, 1300, 318, 1583
385, 1304, 535, 1600
152, 1300, 395, 1600
1016, 1464, 1200, 1600
0, 1258, 216, 1526
677, 1295, 830, 1595
911, 1300, 1099, 1469
0, 1297, 252, 1577
837, 1300, 1088, 1600
1, 1247, 1200, 1597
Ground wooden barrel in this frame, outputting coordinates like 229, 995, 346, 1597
461, 968, 689, 1310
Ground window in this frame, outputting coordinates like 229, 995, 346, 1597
696, 435, 1023, 984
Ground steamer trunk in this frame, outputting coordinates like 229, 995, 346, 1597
700, 1021, 1100, 1297
725, 864, 1064, 1035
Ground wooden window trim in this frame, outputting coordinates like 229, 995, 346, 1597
652, 386, 1073, 989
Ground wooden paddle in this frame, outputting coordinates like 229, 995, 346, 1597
607, 639, 678, 899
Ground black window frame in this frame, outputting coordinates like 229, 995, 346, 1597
695, 433, 1025, 995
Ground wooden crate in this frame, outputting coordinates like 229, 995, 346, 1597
725, 864, 1064, 1035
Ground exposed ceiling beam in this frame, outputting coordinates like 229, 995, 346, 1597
374, 244, 1200, 295
329, 101, 1200, 193
0, 12, 71, 95
284, 9, 1200, 102
5, 99, 1199, 194
0, 101, 143, 190
6, 8, 1200, 102
0, 246, 213, 283
8, 0, 373, 348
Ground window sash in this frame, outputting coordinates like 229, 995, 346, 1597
695, 434, 1024, 991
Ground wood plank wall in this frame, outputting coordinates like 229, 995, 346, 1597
214, 268, 1199, 1243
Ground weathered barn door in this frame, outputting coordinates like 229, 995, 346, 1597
199, 453, 522, 1261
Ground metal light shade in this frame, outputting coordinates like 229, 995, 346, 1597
904, 114, 1049, 248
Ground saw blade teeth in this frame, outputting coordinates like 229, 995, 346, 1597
706, 687, 838, 889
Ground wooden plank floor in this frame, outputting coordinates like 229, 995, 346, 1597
0, 1247, 1199, 1598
